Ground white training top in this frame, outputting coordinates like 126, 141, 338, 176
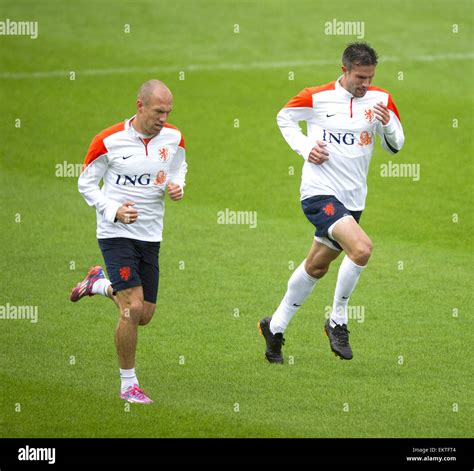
276, 77, 404, 210
78, 116, 187, 242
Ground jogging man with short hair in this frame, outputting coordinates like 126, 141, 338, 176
259, 43, 404, 363
70, 79, 187, 403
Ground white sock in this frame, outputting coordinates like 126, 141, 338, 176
91, 278, 112, 297
120, 368, 138, 391
330, 256, 366, 326
270, 260, 318, 334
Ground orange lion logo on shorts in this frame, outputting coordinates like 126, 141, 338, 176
358, 131, 372, 146
119, 266, 131, 281
323, 203, 335, 216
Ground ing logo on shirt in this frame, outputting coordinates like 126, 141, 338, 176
322, 129, 372, 147
158, 146, 169, 161
322, 130, 355, 145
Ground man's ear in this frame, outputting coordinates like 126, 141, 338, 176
341, 65, 348, 74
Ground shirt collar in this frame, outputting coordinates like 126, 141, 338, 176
125, 116, 135, 132
126, 116, 155, 139
335, 75, 355, 99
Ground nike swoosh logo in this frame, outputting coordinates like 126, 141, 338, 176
122, 155, 133, 160
293, 303, 302, 307
342, 296, 349, 300
326, 114, 336, 117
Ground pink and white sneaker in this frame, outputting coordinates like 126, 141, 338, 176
120, 385, 154, 404
70, 265, 105, 302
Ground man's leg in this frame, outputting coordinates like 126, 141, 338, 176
70, 265, 121, 310
329, 216, 372, 326
270, 240, 341, 334
259, 240, 340, 363
104, 287, 154, 323
105, 285, 120, 309
101, 288, 154, 323
115, 240, 159, 401
69, 263, 150, 314
70, 238, 155, 403
114, 286, 153, 404
323, 216, 372, 360
139, 302, 156, 326
115, 286, 144, 371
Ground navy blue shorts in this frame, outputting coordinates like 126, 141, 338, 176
98, 237, 160, 303
301, 195, 362, 251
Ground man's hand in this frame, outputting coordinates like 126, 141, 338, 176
116, 201, 138, 224
308, 140, 329, 165
168, 182, 183, 201
374, 102, 391, 125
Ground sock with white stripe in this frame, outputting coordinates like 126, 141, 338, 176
270, 260, 318, 334
330, 256, 366, 326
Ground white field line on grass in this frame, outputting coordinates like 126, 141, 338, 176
0, 52, 473, 80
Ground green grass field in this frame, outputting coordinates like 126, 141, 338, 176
0, 0, 472, 438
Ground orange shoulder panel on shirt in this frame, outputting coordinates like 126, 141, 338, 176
368, 85, 401, 121
82, 121, 125, 170
164, 123, 185, 149
284, 81, 336, 109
